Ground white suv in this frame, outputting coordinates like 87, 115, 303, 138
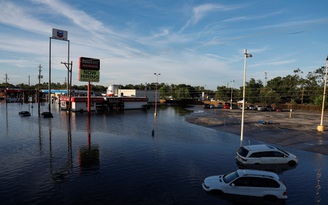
236, 144, 298, 166
202, 169, 287, 200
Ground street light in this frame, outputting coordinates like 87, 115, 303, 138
317, 56, 328, 132
230, 80, 234, 109
154, 73, 161, 116
240, 49, 252, 146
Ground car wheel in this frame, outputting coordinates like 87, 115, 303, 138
288, 160, 297, 167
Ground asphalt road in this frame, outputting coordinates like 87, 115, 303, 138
186, 107, 328, 155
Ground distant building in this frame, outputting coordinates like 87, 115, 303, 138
106, 84, 159, 103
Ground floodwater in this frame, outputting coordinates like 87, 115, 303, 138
0, 103, 327, 205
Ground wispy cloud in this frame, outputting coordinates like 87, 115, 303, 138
224, 10, 285, 23
0, 1, 50, 34
179, 3, 239, 33
32, 0, 103, 30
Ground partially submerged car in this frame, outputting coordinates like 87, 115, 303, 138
202, 169, 287, 200
236, 144, 298, 167
19, 111, 31, 117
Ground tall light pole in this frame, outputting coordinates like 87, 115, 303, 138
317, 56, 328, 132
230, 80, 234, 109
154, 73, 161, 116
240, 49, 252, 146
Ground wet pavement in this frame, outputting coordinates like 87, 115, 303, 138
186, 106, 328, 155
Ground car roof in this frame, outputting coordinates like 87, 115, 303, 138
242, 144, 277, 152
237, 169, 279, 180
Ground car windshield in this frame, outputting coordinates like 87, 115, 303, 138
223, 171, 239, 183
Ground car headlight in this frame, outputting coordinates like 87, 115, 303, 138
203, 183, 210, 189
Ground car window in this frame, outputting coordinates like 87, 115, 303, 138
265, 178, 280, 188
249, 151, 284, 158
249, 152, 263, 158
258, 151, 278, 157
251, 178, 280, 188
232, 177, 251, 186
276, 147, 289, 156
237, 147, 249, 157
272, 151, 285, 157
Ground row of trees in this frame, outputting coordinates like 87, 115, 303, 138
1, 66, 328, 106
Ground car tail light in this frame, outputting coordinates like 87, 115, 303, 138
283, 191, 287, 196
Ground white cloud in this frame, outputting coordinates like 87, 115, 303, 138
179, 3, 240, 33
0, 1, 50, 34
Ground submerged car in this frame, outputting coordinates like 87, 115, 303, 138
19, 111, 31, 117
202, 169, 287, 200
236, 144, 298, 166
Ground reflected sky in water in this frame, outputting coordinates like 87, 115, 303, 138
0, 103, 327, 205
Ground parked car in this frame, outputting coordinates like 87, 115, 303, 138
236, 144, 298, 166
256, 105, 265, 111
203, 104, 210, 109
231, 104, 238, 109
248, 104, 256, 110
217, 103, 223, 109
223, 103, 230, 109
202, 169, 288, 200
239, 105, 248, 110
275, 107, 283, 112
265, 105, 274, 111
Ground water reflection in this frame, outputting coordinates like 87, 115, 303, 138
47, 115, 74, 183
78, 114, 100, 175
152, 115, 157, 137
316, 169, 321, 205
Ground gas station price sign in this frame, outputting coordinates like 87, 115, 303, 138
78, 57, 100, 82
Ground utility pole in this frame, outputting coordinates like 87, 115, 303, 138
4, 73, 9, 103
38, 64, 43, 117
61, 61, 73, 114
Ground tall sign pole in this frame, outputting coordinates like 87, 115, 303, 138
49, 28, 69, 115
48, 37, 52, 112
78, 57, 100, 113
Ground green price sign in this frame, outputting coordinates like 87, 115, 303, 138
79, 69, 100, 82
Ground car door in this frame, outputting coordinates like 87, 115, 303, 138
246, 177, 272, 197
227, 177, 251, 196
261, 151, 287, 164
259, 151, 278, 164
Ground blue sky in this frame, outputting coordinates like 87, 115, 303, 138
1, 0, 328, 90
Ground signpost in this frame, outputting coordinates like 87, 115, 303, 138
78, 57, 100, 113
48, 28, 69, 117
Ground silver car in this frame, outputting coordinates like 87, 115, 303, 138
202, 169, 288, 200
236, 144, 298, 166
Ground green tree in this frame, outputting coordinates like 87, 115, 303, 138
244, 78, 263, 103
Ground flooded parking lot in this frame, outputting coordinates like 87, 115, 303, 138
0, 103, 327, 204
